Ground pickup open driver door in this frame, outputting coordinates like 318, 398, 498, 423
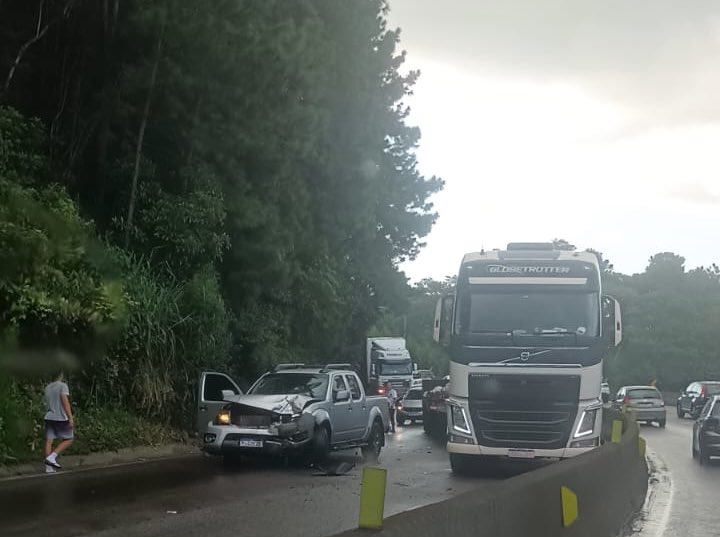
197, 372, 243, 436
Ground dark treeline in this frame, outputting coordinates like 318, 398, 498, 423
0, 0, 441, 461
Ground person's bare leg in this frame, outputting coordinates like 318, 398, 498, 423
53, 439, 73, 456
45, 439, 54, 458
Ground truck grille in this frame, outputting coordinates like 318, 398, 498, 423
468, 374, 580, 450
232, 415, 272, 428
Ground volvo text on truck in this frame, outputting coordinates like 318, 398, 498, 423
433, 242, 622, 473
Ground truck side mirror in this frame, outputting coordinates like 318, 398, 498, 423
602, 295, 622, 347
433, 294, 454, 346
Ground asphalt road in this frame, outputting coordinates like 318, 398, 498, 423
633, 412, 720, 537
0, 425, 496, 537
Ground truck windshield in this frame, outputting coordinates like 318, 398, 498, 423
249, 373, 329, 399
379, 362, 412, 375
456, 291, 600, 337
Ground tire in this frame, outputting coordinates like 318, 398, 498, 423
449, 453, 474, 475
310, 426, 330, 464
699, 444, 710, 465
692, 441, 698, 459
658, 419, 666, 428
362, 420, 384, 462
677, 404, 685, 419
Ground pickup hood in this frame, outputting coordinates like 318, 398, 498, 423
224, 393, 317, 414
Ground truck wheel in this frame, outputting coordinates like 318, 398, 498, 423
677, 404, 685, 419
450, 453, 474, 475
310, 426, 330, 463
658, 419, 666, 428
362, 421, 384, 462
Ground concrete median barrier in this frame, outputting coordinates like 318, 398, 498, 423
336, 412, 647, 537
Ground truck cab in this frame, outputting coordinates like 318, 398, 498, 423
434, 243, 622, 472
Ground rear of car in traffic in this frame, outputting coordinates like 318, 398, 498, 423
678, 381, 720, 419
397, 387, 424, 425
613, 386, 666, 427
692, 395, 720, 464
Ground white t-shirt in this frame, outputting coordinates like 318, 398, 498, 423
44, 381, 70, 421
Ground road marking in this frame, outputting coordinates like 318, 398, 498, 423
624, 447, 673, 537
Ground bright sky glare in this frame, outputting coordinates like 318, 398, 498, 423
389, 0, 720, 281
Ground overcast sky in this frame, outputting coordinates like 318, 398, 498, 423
389, 0, 720, 280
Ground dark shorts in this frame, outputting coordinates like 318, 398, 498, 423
45, 420, 74, 440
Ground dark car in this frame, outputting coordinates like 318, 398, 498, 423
677, 381, 720, 419
692, 395, 720, 464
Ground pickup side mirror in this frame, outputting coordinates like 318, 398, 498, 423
602, 295, 622, 347
433, 294, 455, 346
221, 389, 236, 400
334, 390, 350, 402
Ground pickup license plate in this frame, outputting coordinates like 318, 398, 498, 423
508, 449, 535, 459
238, 439, 263, 448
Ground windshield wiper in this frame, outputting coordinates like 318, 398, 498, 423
532, 326, 577, 336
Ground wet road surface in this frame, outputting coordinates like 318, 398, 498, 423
633, 413, 720, 537
0, 425, 498, 537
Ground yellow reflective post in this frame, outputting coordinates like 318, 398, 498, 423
611, 420, 623, 443
560, 486, 578, 527
638, 436, 646, 457
358, 467, 387, 529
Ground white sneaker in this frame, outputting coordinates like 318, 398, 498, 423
45, 464, 57, 474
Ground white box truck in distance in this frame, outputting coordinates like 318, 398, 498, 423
366, 337, 415, 397
433, 242, 622, 474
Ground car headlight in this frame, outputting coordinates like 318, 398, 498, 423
450, 403, 471, 435
215, 410, 231, 425
574, 408, 599, 438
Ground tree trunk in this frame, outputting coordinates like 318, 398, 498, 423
124, 23, 165, 248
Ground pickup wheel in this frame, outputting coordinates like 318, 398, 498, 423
677, 404, 685, 419
362, 421, 384, 462
310, 426, 330, 463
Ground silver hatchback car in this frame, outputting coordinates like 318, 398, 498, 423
613, 385, 666, 428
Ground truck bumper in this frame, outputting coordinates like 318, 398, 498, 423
202, 424, 312, 457
446, 441, 596, 459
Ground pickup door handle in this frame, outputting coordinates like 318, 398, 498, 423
199, 405, 208, 411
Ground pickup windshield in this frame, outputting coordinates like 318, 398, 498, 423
249, 373, 329, 399
456, 291, 600, 337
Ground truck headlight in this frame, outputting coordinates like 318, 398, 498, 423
573, 408, 599, 438
450, 404, 471, 435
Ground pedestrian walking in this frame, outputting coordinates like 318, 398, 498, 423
385, 381, 398, 433
43, 371, 74, 472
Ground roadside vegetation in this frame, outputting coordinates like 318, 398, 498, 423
0, 1, 441, 463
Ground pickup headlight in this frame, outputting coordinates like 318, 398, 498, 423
450, 403, 471, 435
215, 410, 231, 425
574, 408, 599, 438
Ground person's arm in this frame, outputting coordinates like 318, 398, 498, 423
61, 387, 74, 427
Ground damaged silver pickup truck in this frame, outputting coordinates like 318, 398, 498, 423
198, 364, 390, 463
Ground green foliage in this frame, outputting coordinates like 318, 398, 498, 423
0, 107, 46, 184
605, 254, 720, 391
0, 0, 443, 462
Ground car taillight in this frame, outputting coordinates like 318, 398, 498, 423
377, 387, 386, 395
700, 386, 707, 398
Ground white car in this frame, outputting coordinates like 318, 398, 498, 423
397, 387, 424, 425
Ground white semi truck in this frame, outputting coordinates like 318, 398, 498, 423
366, 337, 415, 397
433, 242, 622, 473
